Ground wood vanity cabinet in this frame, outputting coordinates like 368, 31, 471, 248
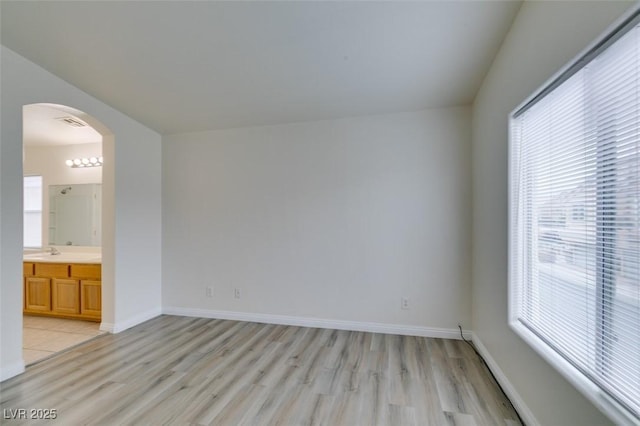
23, 262, 101, 321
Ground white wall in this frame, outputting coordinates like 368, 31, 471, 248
0, 46, 162, 381
24, 143, 103, 185
24, 143, 102, 246
163, 107, 471, 335
471, 1, 635, 425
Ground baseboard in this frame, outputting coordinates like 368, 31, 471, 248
471, 333, 539, 426
99, 322, 114, 333
0, 360, 25, 382
163, 306, 472, 340
101, 307, 162, 334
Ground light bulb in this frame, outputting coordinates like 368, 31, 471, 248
73, 158, 81, 165
89, 157, 97, 164
98, 156, 104, 164
82, 158, 89, 164
65, 160, 73, 166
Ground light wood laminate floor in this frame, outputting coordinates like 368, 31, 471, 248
1, 315, 521, 425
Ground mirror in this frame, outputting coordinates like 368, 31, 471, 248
49, 183, 102, 246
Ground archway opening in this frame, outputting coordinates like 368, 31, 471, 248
21, 103, 115, 364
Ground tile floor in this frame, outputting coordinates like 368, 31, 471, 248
23, 315, 104, 365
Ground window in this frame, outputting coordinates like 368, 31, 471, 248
509, 11, 640, 424
24, 176, 43, 248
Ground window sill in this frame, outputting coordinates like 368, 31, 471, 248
509, 320, 639, 426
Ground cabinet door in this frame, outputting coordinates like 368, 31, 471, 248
80, 280, 101, 318
52, 279, 80, 314
25, 277, 51, 312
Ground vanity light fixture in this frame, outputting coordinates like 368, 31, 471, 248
65, 156, 103, 168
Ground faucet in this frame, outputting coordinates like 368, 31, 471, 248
48, 247, 61, 255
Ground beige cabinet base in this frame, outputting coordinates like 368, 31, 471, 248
23, 262, 101, 322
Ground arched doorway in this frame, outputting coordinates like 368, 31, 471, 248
21, 103, 115, 362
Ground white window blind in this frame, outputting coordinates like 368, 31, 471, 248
24, 176, 43, 248
510, 12, 640, 423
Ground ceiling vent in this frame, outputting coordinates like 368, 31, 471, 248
55, 116, 87, 128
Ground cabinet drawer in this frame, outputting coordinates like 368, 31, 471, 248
23, 262, 35, 277
71, 264, 101, 280
35, 263, 69, 278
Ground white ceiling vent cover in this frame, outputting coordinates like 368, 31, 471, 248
55, 116, 87, 127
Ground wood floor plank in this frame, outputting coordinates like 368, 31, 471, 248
305, 393, 336, 426
0, 315, 522, 425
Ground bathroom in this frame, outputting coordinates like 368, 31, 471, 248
22, 104, 104, 364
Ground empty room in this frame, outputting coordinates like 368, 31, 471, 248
1, 1, 639, 425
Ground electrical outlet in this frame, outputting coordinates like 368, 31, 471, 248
206, 287, 213, 298
401, 297, 409, 310
234, 288, 241, 299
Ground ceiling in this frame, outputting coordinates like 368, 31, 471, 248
23, 104, 102, 147
1, 1, 522, 135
